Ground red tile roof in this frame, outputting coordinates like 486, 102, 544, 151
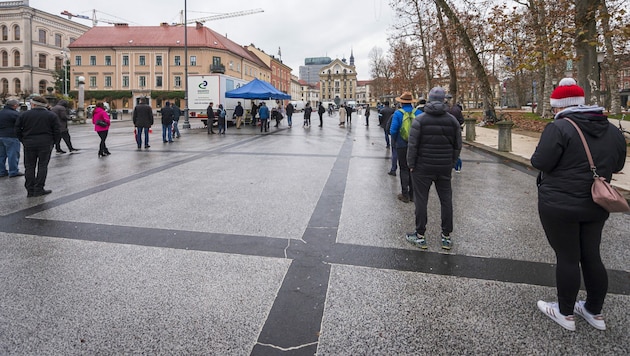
68, 24, 266, 67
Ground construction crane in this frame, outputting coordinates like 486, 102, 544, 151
61, 9, 132, 26
176, 8, 264, 25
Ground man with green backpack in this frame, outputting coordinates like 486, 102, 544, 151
389, 91, 419, 203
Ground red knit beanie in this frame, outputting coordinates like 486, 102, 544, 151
550, 78, 585, 108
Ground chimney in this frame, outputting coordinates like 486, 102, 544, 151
195, 22, 203, 30
114, 23, 129, 27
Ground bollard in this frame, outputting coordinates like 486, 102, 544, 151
464, 117, 476, 142
497, 120, 514, 152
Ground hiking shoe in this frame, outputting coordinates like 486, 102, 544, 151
397, 193, 410, 203
537, 301, 575, 331
574, 301, 606, 330
441, 233, 452, 250
388, 170, 396, 176
405, 233, 427, 249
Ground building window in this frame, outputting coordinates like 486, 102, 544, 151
156, 55, 162, 66
75, 56, 82, 66
156, 76, 162, 87
122, 75, 129, 87
13, 51, 19, 66
105, 56, 111, 66
190, 55, 197, 66
55, 34, 62, 47
1, 26, 6, 41
14, 78, 20, 94
38, 54, 46, 69
237, 63, 240, 72
1, 78, 7, 93
139, 76, 146, 88
122, 55, 129, 66
174, 56, 181, 66
212, 56, 221, 67
139, 55, 146, 66
229, 61, 233, 70
38, 29, 46, 44
174, 76, 181, 87
55, 57, 63, 71
89, 76, 96, 87
75, 76, 79, 88
1, 51, 6, 67
90, 56, 96, 65
13, 25, 19, 40
105, 76, 112, 87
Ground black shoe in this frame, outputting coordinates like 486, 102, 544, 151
9, 172, 24, 177
388, 171, 396, 176
104, 150, 111, 155
69, 148, 79, 152
32, 189, 52, 197
145, 145, 150, 148
56, 150, 66, 154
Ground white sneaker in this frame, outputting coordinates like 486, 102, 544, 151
574, 301, 606, 330
537, 300, 575, 331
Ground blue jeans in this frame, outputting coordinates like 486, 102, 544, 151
0, 137, 21, 176
172, 120, 180, 137
136, 127, 150, 147
162, 124, 172, 142
287, 114, 292, 127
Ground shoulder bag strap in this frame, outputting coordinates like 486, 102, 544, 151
562, 118, 599, 178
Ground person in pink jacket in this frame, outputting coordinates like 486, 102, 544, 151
92, 102, 111, 157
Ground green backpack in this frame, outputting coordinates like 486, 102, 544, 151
398, 108, 418, 141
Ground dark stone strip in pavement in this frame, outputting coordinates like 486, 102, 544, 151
253, 133, 353, 353
3, 219, 289, 259
325, 243, 630, 296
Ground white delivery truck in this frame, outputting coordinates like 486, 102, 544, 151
289, 100, 306, 112
187, 74, 250, 126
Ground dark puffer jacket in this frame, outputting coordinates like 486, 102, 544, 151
407, 101, 462, 176
531, 106, 626, 220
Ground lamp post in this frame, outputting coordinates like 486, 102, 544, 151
182, 0, 190, 129
77, 76, 85, 123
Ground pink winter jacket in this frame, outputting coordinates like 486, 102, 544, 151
92, 107, 111, 132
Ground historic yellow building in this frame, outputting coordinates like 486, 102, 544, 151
319, 55, 357, 106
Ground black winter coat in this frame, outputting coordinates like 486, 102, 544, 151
407, 101, 462, 176
133, 104, 154, 128
15, 107, 61, 147
531, 106, 626, 220
161, 106, 174, 125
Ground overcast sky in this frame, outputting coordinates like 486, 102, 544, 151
31, 0, 396, 80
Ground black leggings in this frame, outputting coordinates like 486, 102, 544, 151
538, 203, 608, 316
98, 130, 108, 153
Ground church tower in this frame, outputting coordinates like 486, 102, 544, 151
349, 48, 355, 66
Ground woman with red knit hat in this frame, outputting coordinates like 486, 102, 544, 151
531, 78, 626, 331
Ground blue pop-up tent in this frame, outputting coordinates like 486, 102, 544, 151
225, 78, 291, 100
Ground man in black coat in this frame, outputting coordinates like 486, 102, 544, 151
405, 87, 461, 250
206, 102, 216, 134
15, 96, 61, 197
132, 97, 154, 148
161, 101, 175, 143
51, 99, 77, 153
234, 102, 244, 129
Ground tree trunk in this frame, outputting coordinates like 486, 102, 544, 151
434, 0, 495, 120
600, 0, 621, 113
412, 0, 432, 97
436, 5, 457, 100
575, 0, 599, 105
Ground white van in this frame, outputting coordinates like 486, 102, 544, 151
290, 100, 306, 112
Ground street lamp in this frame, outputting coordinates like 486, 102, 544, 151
77, 76, 85, 122
61, 48, 69, 97
182, 0, 190, 129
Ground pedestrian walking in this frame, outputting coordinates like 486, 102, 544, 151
338, 105, 346, 127
364, 104, 370, 126
234, 101, 244, 129
206, 102, 216, 134
303, 103, 312, 127
161, 101, 175, 142
531, 78, 626, 331
405, 87, 462, 250
51, 100, 78, 153
258, 102, 270, 132
317, 102, 325, 127
133, 97, 154, 148
14, 96, 60, 197
389, 92, 418, 203
285, 102, 294, 128
0, 99, 23, 178
172, 103, 182, 138
217, 104, 226, 134
92, 102, 111, 157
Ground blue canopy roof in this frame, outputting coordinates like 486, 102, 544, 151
225, 78, 291, 100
